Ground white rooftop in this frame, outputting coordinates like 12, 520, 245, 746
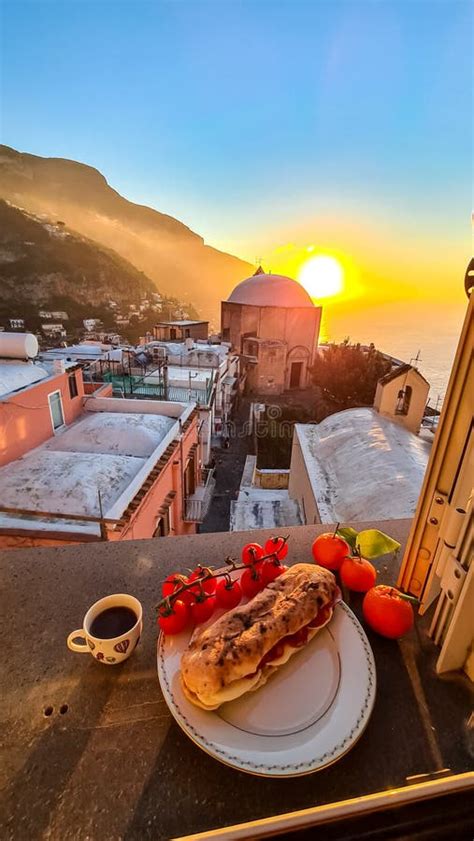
0, 451, 143, 521
293, 408, 431, 522
230, 493, 303, 531
166, 366, 212, 385
0, 408, 180, 536
44, 412, 174, 458
0, 361, 49, 397
144, 341, 230, 358
230, 454, 303, 531
227, 273, 315, 309
40, 344, 113, 361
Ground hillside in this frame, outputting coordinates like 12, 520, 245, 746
0, 200, 197, 340
0, 145, 253, 321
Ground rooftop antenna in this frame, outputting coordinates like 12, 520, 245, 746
410, 349, 422, 367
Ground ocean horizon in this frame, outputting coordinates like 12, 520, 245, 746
321, 298, 466, 406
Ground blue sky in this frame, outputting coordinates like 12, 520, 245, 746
0, 0, 471, 273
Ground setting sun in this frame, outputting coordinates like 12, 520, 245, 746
298, 254, 344, 299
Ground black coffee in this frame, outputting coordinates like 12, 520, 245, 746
90, 606, 137, 639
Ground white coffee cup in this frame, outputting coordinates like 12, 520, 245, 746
67, 594, 143, 665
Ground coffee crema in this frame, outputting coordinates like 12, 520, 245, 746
90, 606, 137, 639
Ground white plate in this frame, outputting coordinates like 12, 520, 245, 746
157, 599, 376, 777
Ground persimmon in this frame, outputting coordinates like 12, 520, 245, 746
312, 533, 350, 570
340, 556, 376, 592
362, 586, 414, 639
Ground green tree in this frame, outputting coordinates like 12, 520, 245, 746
310, 341, 391, 409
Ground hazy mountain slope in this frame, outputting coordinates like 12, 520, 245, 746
0, 199, 162, 304
0, 145, 253, 321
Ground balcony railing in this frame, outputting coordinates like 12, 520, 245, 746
95, 372, 213, 405
184, 467, 216, 522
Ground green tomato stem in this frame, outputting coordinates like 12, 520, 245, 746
155, 534, 290, 610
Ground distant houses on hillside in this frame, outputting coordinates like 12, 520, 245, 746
0, 291, 188, 346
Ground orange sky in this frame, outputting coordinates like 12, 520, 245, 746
232, 209, 470, 313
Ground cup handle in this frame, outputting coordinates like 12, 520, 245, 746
67, 630, 89, 653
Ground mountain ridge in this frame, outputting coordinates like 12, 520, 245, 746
0, 145, 253, 321
0, 199, 198, 342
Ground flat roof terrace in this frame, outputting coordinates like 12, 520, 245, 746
0, 401, 193, 538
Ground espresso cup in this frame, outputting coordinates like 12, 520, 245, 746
67, 594, 143, 665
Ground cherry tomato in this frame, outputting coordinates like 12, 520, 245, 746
340, 557, 377, 593
162, 573, 185, 598
158, 600, 189, 635
189, 566, 216, 595
162, 573, 195, 607
261, 560, 288, 585
362, 585, 414, 639
264, 536, 288, 560
191, 596, 217, 625
241, 542, 264, 565
311, 533, 350, 570
307, 604, 332, 629
215, 578, 242, 610
240, 567, 263, 598
178, 585, 196, 608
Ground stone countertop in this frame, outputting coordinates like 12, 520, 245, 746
1, 521, 472, 841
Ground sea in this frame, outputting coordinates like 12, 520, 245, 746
320, 300, 467, 408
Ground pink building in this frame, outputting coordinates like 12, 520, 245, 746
0, 337, 211, 549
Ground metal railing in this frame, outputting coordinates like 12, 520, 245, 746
84, 365, 214, 405
184, 468, 216, 523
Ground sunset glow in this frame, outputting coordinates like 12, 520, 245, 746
298, 255, 344, 299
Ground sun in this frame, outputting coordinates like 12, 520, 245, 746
298, 254, 344, 299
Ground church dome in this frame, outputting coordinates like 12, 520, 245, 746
227, 272, 314, 308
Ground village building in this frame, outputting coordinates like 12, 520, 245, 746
153, 319, 209, 342
221, 268, 321, 395
142, 339, 238, 420
0, 333, 208, 549
374, 363, 430, 434
287, 407, 431, 524
9, 318, 25, 330
42, 323, 67, 338
83, 318, 102, 331
137, 338, 239, 461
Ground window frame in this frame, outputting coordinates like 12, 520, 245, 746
48, 389, 65, 432
68, 372, 79, 399
154, 504, 174, 537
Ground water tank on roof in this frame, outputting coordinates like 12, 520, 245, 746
0, 332, 38, 360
